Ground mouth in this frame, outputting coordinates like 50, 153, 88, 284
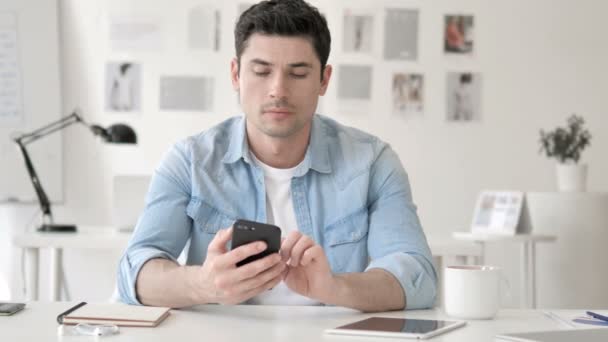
263, 108, 293, 115
263, 108, 294, 120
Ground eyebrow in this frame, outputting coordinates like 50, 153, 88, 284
249, 58, 313, 69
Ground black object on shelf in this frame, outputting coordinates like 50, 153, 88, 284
12, 110, 137, 233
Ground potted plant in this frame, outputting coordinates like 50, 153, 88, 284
539, 114, 592, 192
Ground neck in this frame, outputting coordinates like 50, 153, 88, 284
246, 121, 311, 169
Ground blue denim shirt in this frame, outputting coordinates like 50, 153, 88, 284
117, 114, 437, 309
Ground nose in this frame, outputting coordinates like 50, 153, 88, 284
269, 73, 289, 99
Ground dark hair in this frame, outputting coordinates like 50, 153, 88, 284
234, 0, 331, 79
119, 63, 132, 74
460, 73, 472, 84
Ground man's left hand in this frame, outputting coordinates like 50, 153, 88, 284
280, 231, 335, 302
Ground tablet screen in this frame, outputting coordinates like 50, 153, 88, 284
335, 317, 455, 334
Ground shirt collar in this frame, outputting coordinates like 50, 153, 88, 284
222, 116, 248, 164
303, 114, 332, 174
222, 114, 332, 175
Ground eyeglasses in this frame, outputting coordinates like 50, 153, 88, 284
73, 323, 119, 336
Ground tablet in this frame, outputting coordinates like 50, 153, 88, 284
325, 316, 466, 339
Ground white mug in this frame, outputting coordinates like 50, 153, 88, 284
444, 265, 503, 320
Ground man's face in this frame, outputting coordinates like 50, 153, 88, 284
231, 34, 332, 139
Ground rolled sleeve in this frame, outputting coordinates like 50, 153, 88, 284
117, 248, 178, 305
366, 252, 437, 309
366, 145, 438, 309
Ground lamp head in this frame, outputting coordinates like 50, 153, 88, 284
90, 124, 137, 144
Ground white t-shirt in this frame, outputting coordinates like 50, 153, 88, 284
248, 152, 321, 305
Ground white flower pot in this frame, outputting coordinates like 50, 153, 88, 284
556, 163, 587, 192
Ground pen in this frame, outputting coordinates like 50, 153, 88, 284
586, 311, 608, 323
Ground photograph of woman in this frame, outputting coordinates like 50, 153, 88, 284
106, 62, 141, 112
446, 72, 481, 122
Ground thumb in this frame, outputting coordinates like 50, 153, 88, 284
207, 227, 233, 256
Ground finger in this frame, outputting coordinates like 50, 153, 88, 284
231, 259, 286, 294
289, 235, 315, 267
207, 227, 233, 255
235, 271, 284, 304
280, 231, 302, 262
230, 253, 282, 282
216, 240, 267, 269
301, 245, 323, 266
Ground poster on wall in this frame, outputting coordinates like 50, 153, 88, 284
337, 65, 372, 100
108, 15, 163, 51
446, 72, 481, 122
384, 8, 418, 60
392, 73, 424, 117
0, 12, 22, 124
444, 15, 474, 55
343, 9, 374, 54
188, 6, 221, 51
105, 62, 141, 112
337, 65, 372, 113
159, 76, 214, 112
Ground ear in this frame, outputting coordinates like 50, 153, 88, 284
230, 58, 240, 91
319, 64, 332, 96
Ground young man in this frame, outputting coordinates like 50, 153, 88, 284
117, 0, 436, 312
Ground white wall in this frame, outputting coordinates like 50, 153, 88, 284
5, 0, 608, 304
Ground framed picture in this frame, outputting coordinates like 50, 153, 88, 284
105, 62, 141, 112
392, 73, 424, 117
471, 191, 524, 235
444, 14, 474, 55
343, 9, 374, 54
446, 72, 481, 122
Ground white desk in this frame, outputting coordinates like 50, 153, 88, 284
0, 302, 584, 341
452, 232, 557, 309
12, 226, 131, 301
12, 228, 481, 303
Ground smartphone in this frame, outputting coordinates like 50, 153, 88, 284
0, 303, 25, 316
230, 219, 281, 267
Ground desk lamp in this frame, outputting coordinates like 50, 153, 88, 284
12, 110, 137, 232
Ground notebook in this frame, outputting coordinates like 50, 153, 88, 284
496, 328, 608, 342
57, 302, 170, 327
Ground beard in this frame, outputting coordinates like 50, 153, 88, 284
255, 112, 306, 138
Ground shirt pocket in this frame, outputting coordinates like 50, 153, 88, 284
324, 208, 369, 273
186, 199, 235, 234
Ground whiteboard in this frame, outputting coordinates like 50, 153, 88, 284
0, 0, 62, 203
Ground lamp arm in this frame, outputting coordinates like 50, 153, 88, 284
15, 112, 84, 145
11, 111, 87, 223
14, 140, 53, 222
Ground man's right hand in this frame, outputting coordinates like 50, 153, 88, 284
193, 227, 286, 305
